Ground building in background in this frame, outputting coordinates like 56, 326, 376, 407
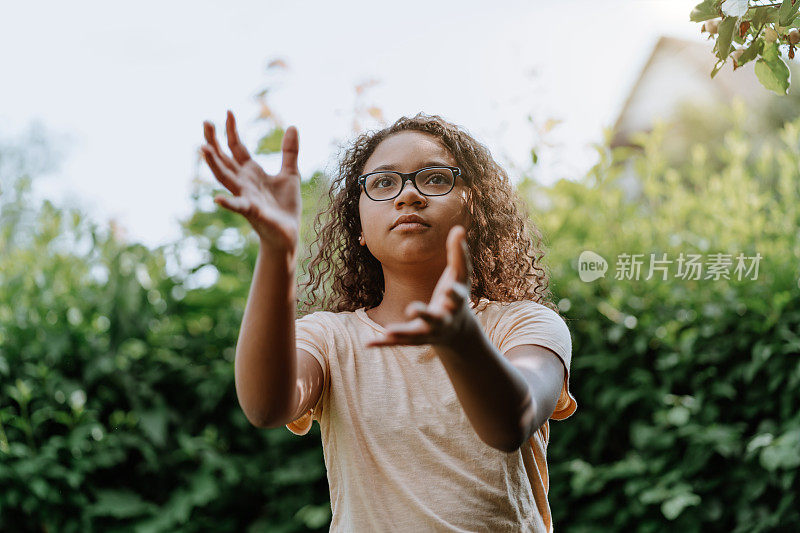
610, 35, 770, 150
607, 35, 800, 201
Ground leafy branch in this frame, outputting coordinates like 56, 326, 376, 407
691, 0, 800, 94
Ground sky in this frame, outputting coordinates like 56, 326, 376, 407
1, 0, 702, 250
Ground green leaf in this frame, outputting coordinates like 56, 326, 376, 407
87, 489, 157, 518
662, 493, 702, 520
716, 16, 738, 60
138, 409, 168, 447
666, 406, 691, 426
778, 0, 800, 26
746, 433, 774, 453
763, 40, 780, 62
255, 126, 285, 155
750, 7, 770, 27
710, 58, 726, 78
295, 503, 332, 529
691, 0, 720, 22
754, 43, 791, 95
752, 7, 778, 27
738, 37, 764, 66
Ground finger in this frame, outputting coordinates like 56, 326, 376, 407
226, 110, 252, 165
214, 194, 250, 215
412, 308, 448, 327
201, 146, 242, 195
405, 301, 427, 319
385, 318, 432, 336
204, 121, 237, 171
406, 302, 446, 325
367, 334, 428, 347
447, 284, 469, 307
280, 125, 300, 176
447, 225, 470, 285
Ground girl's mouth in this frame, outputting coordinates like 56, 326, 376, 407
392, 222, 430, 232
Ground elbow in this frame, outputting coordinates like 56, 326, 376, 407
245, 412, 287, 429
483, 427, 527, 454
490, 414, 543, 453
242, 409, 272, 429
239, 402, 291, 429
492, 435, 525, 454
235, 379, 296, 429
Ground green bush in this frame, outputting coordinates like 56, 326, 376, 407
0, 145, 331, 531
526, 101, 800, 532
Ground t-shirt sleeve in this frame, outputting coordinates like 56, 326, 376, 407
494, 300, 577, 420
285, 311, 331, 436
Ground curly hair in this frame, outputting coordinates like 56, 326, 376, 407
297, 112, 559, 316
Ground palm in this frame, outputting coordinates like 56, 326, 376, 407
201, 111, 301, 253
365, 226, 474, 348
237, 159, 300, 244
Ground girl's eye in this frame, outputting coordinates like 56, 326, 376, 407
425, 174, 447, 184
376, 178, 393, 188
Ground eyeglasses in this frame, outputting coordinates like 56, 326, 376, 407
357, 166, 461, 201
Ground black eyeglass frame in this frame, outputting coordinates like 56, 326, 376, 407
357, 165, 462, 201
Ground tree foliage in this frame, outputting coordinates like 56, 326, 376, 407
692, 0, 800, 94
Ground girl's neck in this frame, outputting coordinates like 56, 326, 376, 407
365, 264, 443, 328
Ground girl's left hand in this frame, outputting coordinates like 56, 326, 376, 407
366, 225, 475, 349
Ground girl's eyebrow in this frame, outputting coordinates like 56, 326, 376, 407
370, 161, 452, 172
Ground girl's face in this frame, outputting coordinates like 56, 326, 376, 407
358, 130, 472, 266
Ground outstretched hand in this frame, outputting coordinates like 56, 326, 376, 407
366, 225, 475, 350
200, 110, 301, 254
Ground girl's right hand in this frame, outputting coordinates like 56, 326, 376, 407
201, 110, 301, 255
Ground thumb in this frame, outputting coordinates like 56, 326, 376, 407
447, 225, 470, 285
280, 125, 299, 176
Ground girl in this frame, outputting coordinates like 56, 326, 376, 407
200, 111, 577, 532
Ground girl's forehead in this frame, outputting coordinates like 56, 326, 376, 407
366, 131, 455, 167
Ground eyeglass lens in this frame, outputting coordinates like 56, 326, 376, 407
364, 168, 454, 200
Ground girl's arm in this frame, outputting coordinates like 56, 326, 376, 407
199, 111, 306, 427
366, 225, 565, 452
435, 329, 564, 453
234, 245, 301, 427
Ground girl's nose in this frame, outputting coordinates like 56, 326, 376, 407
394, 177, 427, 207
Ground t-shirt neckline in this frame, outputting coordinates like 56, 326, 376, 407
354, 307, 386, 333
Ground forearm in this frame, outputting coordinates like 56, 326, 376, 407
234, 243, 298, 427
434, 318, 533, 453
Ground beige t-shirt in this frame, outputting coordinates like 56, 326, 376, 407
286, 298, 576, 532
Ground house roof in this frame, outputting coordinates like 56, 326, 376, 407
610, 34, 771, 148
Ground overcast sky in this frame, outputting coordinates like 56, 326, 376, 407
1, 0, 701, 249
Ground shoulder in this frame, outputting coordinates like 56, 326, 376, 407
482, 299, 566, 328
502, 299, 565, 321
294, 309, 354, 360
296, 308, 349, 323
296, 308, 362, 334
297, 308, 335, 321
485, 299, 572, 354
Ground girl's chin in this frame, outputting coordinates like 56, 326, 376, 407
384, 247, 444, 264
